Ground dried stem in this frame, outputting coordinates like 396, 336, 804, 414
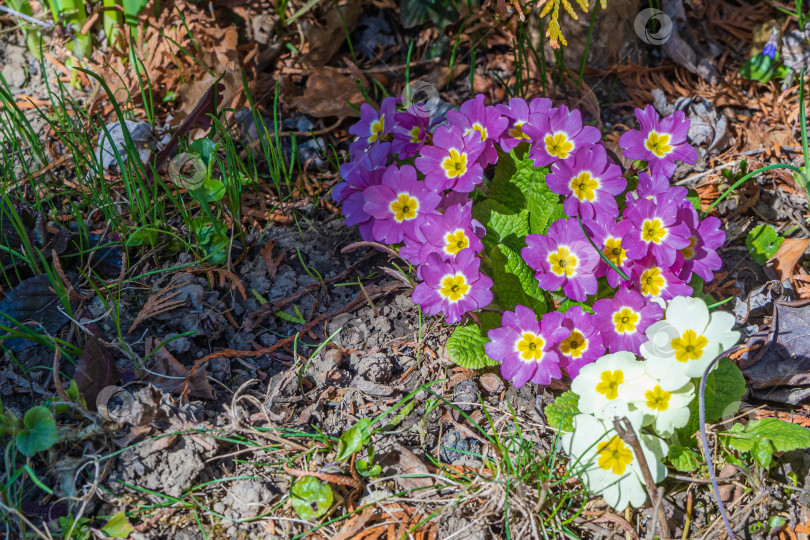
613, 416, 671, 539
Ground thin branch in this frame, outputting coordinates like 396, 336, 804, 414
613, 416, 671, 539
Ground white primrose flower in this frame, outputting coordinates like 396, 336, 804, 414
571, 351, 648, 420
640, 296, 740, 389
625, 374, 695, 438
562, 403, 668, 511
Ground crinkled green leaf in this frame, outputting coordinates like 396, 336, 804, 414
472, 199, 530, 253
446, 323, 497, 369
544, 391, 579, 432
489, 151, 561, 236
337, 417, 370, 462
726, 418, 810, 462
15, 406, 58, 456
101, 512, 134, 538
746, 224, 784, 265
668, 444, 701, 472
490, 244, 546, 313
291, 476, 333, 520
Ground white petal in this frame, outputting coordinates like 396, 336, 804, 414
666, 296, 709, 334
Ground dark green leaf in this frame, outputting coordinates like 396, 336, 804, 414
15, 406, 58, 456
337, 418, 371, 462
490, 244, 546, 313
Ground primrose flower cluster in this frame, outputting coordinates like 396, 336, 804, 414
336, 96, 725, 385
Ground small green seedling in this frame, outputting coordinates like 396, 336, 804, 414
0, 404, 58, 457
337, 417, 371, 462
356, 447, 382, 477
746, 224, 784, 266
290, 476, 333, 521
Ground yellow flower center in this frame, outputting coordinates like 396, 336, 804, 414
369, 115, 385, 143
439, 275, 470, 302
509, 121, 528, 140
645, 385, 672, 412
390, 193, 419, 222
597, 436, 634, 475
641, 218, 667, 244
569, 171, 599, 201
544, 132, 574, 160
442, 149, 468, 179
466, 123, 488, 142
640, 267, 665, 297
517, 332, 545, 361
644, 131, 673, 157
603, 238, 626, 267
560, 330, 587, 358
595, 370, 624, 400
444, 230, 469, 255
681, 236, 697, 260
612, 307, 639, 334
409, 126, 422, 143
671, 329, 708, 363
548, 247, 578, 277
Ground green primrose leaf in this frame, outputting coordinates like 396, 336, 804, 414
446, 322, 498, 369
544, 391, 580, 432
472, 199, 530, 253
101, 512, 134, 538
291, 476, 333, 521
15, 406, 58, 457
490, 244, 547, 313
668, 444, 702, 472
488, 150, 562, 236
746, 224, 784, 265
725, 418, 810, 468
337, 418, 371, 462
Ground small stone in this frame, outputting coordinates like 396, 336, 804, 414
452, 379, 480, 412
479, 373, 504, 394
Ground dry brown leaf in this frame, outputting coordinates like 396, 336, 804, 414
379, 443, 433, 491
128, 276, 189, 334
301, 2, 362, 68
144, 337, 216, 400
260, 241, 287, 280
291, 67, 365, 118
767, 238, 810, 282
